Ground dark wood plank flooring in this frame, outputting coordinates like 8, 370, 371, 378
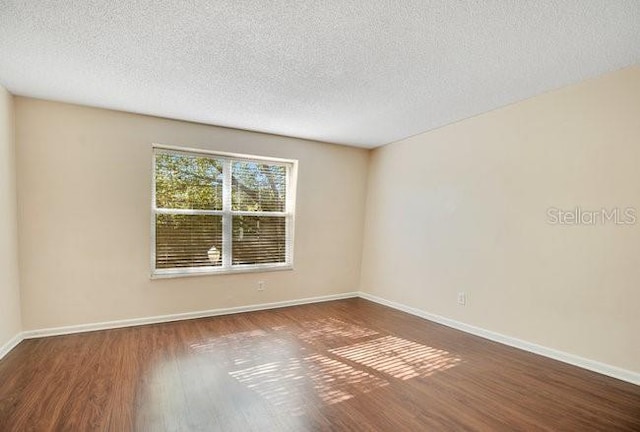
0, 298, 639, 431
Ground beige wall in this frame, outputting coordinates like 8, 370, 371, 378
360, 67, 640, 373
0, 85, 22, 349
16, 98, 369, 330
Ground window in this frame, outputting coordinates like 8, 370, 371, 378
152, 145, 297, 277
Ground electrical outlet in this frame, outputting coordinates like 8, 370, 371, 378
257, 281, 265, 291
457, 292, 466, 306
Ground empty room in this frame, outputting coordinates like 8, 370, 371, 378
1, 1, 639, 431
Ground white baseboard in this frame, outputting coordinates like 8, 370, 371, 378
358, 291, 640, 386
22, 292, 359, 339
0, 332, 24, 361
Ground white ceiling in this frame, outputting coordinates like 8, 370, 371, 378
1, 1, 639, 148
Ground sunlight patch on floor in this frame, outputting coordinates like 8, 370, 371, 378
229, 354, 388, 415
330, 335, 461, 380
273, 317, 379, 346
189, 329, 295, 367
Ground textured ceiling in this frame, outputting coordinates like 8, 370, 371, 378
1, 1, 639, 148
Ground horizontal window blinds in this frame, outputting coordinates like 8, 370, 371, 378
232, 216, 286, 265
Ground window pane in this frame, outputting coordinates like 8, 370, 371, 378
156, 214, 223, 269
232, 162, 286, 212
155, 152, 223, 210
232, 216, 286, 265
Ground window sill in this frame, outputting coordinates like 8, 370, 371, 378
150, 263, 294, 279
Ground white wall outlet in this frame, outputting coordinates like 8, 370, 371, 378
457, 292, 466, 306
257, 281, 265, 291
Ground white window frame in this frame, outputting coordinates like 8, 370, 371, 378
151, 143, 297, 278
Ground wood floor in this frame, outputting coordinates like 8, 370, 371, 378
0, 298, 639, 431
